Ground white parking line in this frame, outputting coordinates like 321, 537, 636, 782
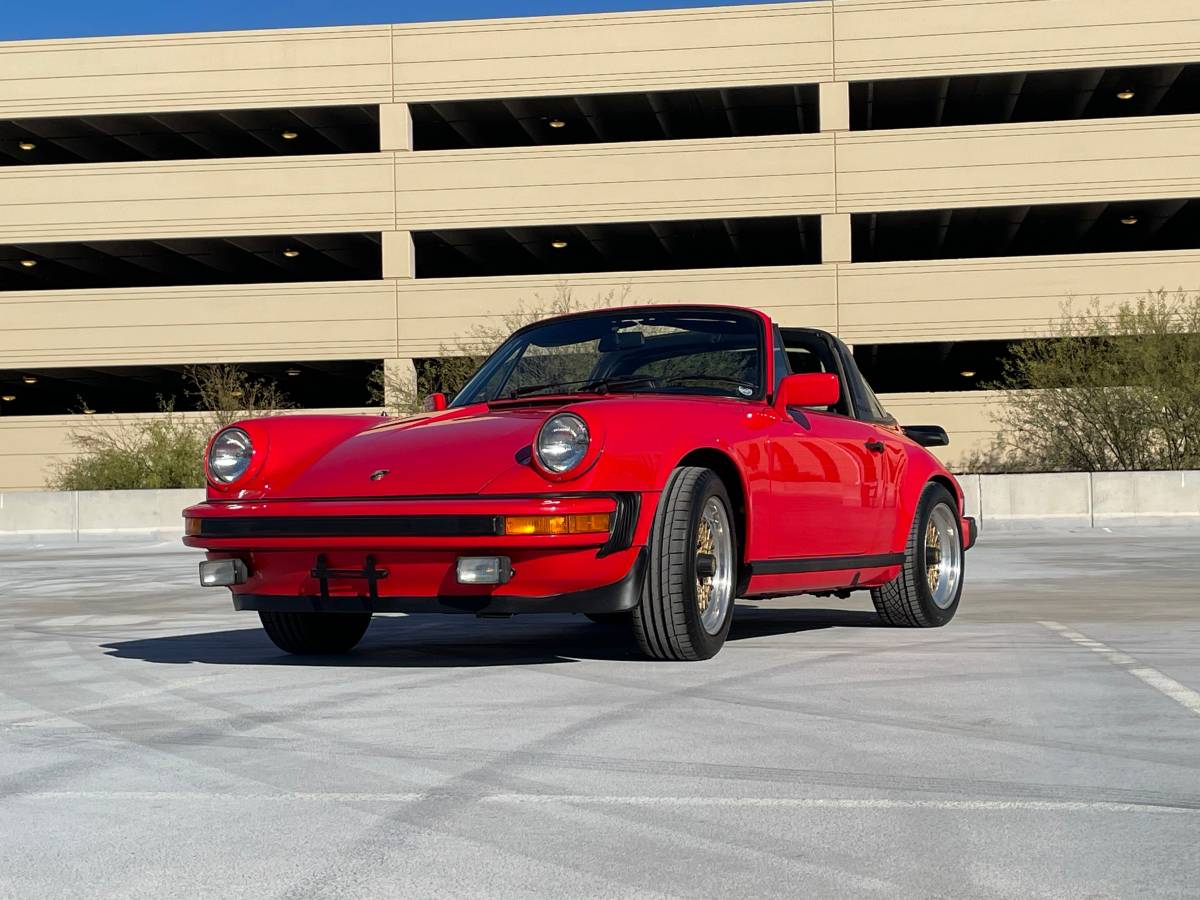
1039, 621, 1200, 718
7, 791, 1196, 814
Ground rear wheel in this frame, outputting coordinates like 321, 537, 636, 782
258, 611, 372, 654
871, 483, 964, 627
633, 466, 737, 661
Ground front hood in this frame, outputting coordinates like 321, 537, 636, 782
275, 406, 552, 498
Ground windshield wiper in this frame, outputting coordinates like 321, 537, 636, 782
507, 375, 656, 398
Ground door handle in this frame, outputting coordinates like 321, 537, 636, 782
864, 439, 885, 453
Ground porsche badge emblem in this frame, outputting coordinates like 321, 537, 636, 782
369, 469, 390, 481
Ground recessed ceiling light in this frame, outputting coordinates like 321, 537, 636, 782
282, 248, 301, 258
547, 118, 566, 129
281, 130, 299, 140
551, 240, 569, 249
18, 141, 35, 151
960, 370, 977, 378
1, 395, 14, 402
1116, 89, 1135, 100
285, 367, 301, 376
1121, 215, 1139, 225
21, 376, 37, 385
19, 259, 37, 268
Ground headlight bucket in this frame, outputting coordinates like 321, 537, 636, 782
534, 413, 591, 477
207, 427, 254, 484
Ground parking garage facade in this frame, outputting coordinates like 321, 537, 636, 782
2, 1, 1199, 487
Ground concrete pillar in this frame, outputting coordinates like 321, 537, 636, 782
382, 231, 415, 279
821, 213, 852, 263
819, 82, 850, 132
383, 358, 419, 411
379, 103, 413, 151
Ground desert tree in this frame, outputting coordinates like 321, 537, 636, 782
959, 290, 1200, 472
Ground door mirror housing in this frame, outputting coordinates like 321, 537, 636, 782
774, 373, 839, 410
424, 392, 448, 412
902, 425, 949, 447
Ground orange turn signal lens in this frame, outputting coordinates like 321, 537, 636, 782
503, 513, 611, 536
566, 513, 612, 534
185, 518, 201, 536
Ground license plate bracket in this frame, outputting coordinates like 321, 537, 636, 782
310, 554, 389, 602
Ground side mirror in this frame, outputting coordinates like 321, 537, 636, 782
424, 392, 448, 412
774, 373, 839, 410
902, 425, 949, 447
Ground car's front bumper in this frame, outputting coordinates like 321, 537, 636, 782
231, 547, 647, 615
183, 492, 651, 613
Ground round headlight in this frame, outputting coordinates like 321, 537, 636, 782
535, 413, 590, 474
208, 427, 253, 483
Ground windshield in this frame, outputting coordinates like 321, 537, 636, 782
451, 308, 765, 406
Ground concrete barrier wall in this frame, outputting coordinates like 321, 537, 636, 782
960, 470, 1200, 531
1, 472, 1197, 541
0, 489, 205, 542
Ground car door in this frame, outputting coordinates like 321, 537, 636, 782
833, 338, 905, 548
768, 411, 888, 559
767, 330, 889, 560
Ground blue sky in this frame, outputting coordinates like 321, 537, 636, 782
3, 0, 783, 41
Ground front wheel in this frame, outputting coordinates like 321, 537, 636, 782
871, 483, 964, 627
633, 466, 737, 660
259, 610, 372, 654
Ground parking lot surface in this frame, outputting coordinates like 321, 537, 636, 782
2, 529, 1198, 898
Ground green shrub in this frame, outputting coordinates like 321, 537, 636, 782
46, 365, 292, 491
48, 406, 207, 490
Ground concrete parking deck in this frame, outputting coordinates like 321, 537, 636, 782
2, 530, 1198, 897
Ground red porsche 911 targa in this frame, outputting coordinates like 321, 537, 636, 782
183, 305, 976, 660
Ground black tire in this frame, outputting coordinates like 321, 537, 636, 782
258, 610, 372, 654
585, 612, 632, 625
871, 483, 964, 627
633, 466, 737, 661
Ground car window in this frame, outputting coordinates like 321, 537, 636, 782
453, 308, 765, 404
624, 347, 759, 389
779, 330, 852, 417
842, 350, 896, 424
770, 326, 791, 393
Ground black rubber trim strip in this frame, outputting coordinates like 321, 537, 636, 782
746, 552, 905, 576
964, 516, 978, 551
597, 492, 640, 558
233, 548, 647, 616
198, 515, 503, 539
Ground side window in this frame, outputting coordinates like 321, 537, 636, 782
842, 350, 896, 424
779, 330, 853, 417
771, 326, 791, 393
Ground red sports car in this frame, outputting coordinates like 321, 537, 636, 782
184, 305, 975, 660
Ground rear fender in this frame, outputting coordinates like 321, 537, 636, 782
887, 445, 965, 553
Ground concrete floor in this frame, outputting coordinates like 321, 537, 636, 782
1, 530, 1198, 898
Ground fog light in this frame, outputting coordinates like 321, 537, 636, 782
456, 556, 512, 585
199, 558, 248, 587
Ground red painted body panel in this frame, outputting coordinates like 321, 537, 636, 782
184, 305, 967, 608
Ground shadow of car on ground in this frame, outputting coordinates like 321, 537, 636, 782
102, 604, 882, 668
